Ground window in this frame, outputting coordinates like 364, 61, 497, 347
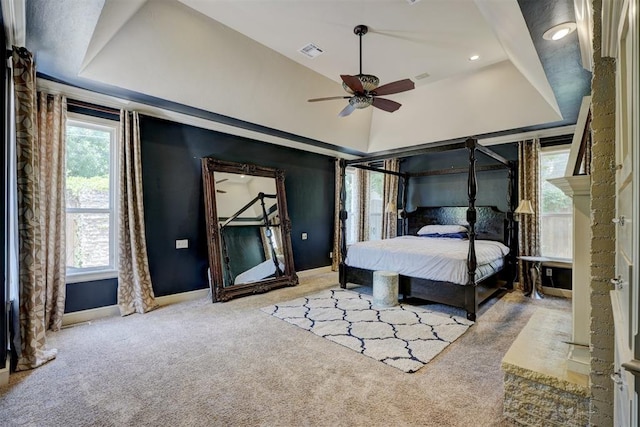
65, 114, 119, 282
539, 147, 572, 261
344, 168, 357, 245
343, 167, 384, 244
367, 171, 384, 241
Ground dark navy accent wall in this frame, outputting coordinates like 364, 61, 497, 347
402, 144, 518, 213
65, 279, 118, 313
222, 226, 265, 282
139, 116, 334, 297
64, 115, 335, 310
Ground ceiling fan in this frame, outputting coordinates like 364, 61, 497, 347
308, 24, 415, 117
216, 178, 227, 194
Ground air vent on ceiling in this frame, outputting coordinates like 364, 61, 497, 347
298, 43, 324, 59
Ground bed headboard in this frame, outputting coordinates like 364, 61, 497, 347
406, 206, 508, 243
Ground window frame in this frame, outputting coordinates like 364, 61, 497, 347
539, 144, 573, 262
65, 113, 119, 283
344, 167, 357, 245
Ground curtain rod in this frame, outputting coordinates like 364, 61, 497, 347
66, 99, 120, 115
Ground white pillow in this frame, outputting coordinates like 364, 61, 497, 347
417, 224, 468, 235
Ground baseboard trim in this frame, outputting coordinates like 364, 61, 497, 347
0, 365, 10, 386
62, 267, 334, 327
541, 286, 572, 298
62, 305, 120, 328
62, 288, 211, 327
155, 288, 210, 306
297, 265, 332, 277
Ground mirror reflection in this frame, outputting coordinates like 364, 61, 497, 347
202, 158, 297, 302
214, 172, 285, 286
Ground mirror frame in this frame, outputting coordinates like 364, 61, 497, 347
201, 157, 298, 302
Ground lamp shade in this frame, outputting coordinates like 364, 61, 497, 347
515, 199, 534, 215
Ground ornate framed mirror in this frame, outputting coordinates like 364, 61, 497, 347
201, 158, 298, 302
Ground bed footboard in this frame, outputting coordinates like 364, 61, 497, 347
340, 264, 506, 321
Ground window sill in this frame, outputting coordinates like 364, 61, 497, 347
66, 270, 118, 284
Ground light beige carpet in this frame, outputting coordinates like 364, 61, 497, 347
0, 271, 570, 426
262, 288, 473, 372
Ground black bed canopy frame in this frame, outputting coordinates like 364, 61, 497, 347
338, 137, 518, 319
219, 192, 283, 286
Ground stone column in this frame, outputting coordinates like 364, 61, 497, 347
589, 0, 617, 423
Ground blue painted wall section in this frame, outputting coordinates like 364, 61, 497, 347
139, 116, 334, 297
63, 115, 335, 311
402, 144, 518, 213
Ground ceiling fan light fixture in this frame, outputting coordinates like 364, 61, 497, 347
342, 74, 380, 94
349, 95, 373, 109
542, 22, 577, 41
307, 24, 415, 116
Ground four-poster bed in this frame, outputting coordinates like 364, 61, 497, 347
338, 138, 517, 321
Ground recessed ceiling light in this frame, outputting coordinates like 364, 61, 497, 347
469, 55, 480, 61
542, 22, 577, 41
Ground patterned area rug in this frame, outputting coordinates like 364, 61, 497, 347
261, 289, 473, 373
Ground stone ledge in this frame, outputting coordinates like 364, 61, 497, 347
502, 307, 590, 425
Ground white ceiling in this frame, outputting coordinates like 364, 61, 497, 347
24, 0, 577, 154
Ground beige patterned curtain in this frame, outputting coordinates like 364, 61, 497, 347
38, 93, 67, 332
118, 111, 157, 315
12, 47, 66, 371
517, 139, 541, 290
332, 159, 342, 271
355, 167, 370, 242
381, 159, 400, 239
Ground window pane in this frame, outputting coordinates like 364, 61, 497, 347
368, 172, 383, 240
66, 212, 112, 269
66, 125, 111, 209
345, 170, 356, 245
540, 150, 573, 259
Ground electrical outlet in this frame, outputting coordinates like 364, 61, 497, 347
176, 239, 189, 249
329, 251, 333, 259
301, 232, 308, 240
545, 268, 553, 277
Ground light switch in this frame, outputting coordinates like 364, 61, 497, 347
176, 239, 189, 249
301, 233, 308, 240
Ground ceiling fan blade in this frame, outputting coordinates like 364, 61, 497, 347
338, 103, 356, 118
308, 96, 351, 102
372, 97, 402, 113
216, 178, 228, 184
216, 189, 227, 194
373, 79, 415, 96
341, 75, 364, 93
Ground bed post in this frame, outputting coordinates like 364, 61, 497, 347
400, 175, 409, 235
338, 159, 348, 288
465, 138, 478, 321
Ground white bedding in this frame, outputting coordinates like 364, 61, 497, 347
234, 256, 284, 284
345, 236, 509, 285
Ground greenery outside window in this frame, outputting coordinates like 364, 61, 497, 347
368, 171, 383, 241
65, 114, 119, 282
344, 168, 357, 245
540, 146, 572, 261
344, 167, 384, 244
